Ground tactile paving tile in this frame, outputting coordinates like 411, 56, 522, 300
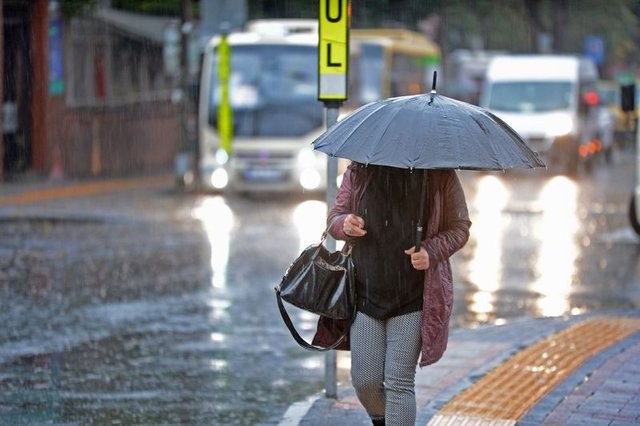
428, 317, 640, 425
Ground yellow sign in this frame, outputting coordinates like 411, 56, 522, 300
217, 33, 233, 155
318, 0, 349, 101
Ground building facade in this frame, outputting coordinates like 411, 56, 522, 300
1, 0, 183, 182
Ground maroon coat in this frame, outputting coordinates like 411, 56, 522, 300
312, 165, 471, 367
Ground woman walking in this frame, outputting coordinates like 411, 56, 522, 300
313, 162, 471, 425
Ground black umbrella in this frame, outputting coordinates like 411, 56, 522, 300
313, 72, 545, 249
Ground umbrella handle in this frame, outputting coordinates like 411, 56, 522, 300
415, 170, 428, 252
415, 226, 423, 252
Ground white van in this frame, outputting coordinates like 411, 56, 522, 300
480, 54, 605, 174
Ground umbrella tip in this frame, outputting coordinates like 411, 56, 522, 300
431, 71, 437, 91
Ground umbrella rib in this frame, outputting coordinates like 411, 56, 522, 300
467, 112, 503, 169
328, 102, 390, 156
368, 106, 406, 166
334, 100, 400, 164
414, 96, 444, 169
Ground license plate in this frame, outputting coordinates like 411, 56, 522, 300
243, 167, 286, 182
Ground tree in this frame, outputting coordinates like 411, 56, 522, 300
60, 0, 96, 16
93, 0, 640, 76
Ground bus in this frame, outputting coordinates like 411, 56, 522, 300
346, 28, 440, 109
177, 20, 440, 194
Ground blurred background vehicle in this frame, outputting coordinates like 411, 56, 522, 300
189, 19, 325, 194
444, 49, 505, 106
480, 54, 606, 175
177, 20, 441, 194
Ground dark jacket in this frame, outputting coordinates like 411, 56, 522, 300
312, 164, 471, 367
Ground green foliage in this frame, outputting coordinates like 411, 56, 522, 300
247, 0, 317, 20
61, 0, 640, 72
243, 0, 640, 72
563, 0, 637, 62
61, 0, 194, 17
246, 0, 440, 28
111, 0, 184, 16
60, 0, 96, 16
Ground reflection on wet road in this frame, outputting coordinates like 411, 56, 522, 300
0, 191, 332, 424
464, 175, 582, 321
458, 159, 640, 327
0, 153, 638, 424
192, 196, 234, 289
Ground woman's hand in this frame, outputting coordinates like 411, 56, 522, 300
343, 214, 367, 238
404, 246, 430, 270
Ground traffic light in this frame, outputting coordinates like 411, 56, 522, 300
621, 84, 635, 112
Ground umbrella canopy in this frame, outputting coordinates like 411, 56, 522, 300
313, 85, 545, 251
312, 91, 546, 171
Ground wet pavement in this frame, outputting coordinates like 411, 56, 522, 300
0, 145, 639, 424
0, 179, 326, 425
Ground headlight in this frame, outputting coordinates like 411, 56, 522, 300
210, 168, 229, 189
297, 148, 317, 168
299, 169, 321, 190
215, 148, 229, 165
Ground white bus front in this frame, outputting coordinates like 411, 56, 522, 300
198, 39, 327, 194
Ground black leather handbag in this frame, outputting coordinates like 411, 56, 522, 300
275, 222, 355, 351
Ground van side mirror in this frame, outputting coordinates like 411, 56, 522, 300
621, 84, 635, 112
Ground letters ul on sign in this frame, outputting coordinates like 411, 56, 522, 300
325, 2, 342, 67
318, 0, 349, 101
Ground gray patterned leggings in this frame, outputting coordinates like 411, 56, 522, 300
350, 310, 423, 426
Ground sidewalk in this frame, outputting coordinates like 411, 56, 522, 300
0, 172, 174, 206
279, 310, 640, 425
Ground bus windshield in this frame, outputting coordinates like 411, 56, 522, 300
353, 43, 384, 104
488, 81, 573, 113
208, 44, 323, 137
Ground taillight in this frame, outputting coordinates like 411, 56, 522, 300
583, 91, 600, 106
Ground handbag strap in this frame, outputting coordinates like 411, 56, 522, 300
320, 216, 340, 242
321, 216, 354, 254
275, 288, 354, 351
275, 216, 354, 351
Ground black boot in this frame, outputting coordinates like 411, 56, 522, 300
371, 418, 385, 426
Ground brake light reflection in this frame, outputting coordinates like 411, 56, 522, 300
579, 138, 603, 158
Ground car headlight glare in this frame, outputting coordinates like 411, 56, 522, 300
210, 168, 229, 189
299, 169, 321, 190
297, 148, 317, 168
215, 148, 229, 165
